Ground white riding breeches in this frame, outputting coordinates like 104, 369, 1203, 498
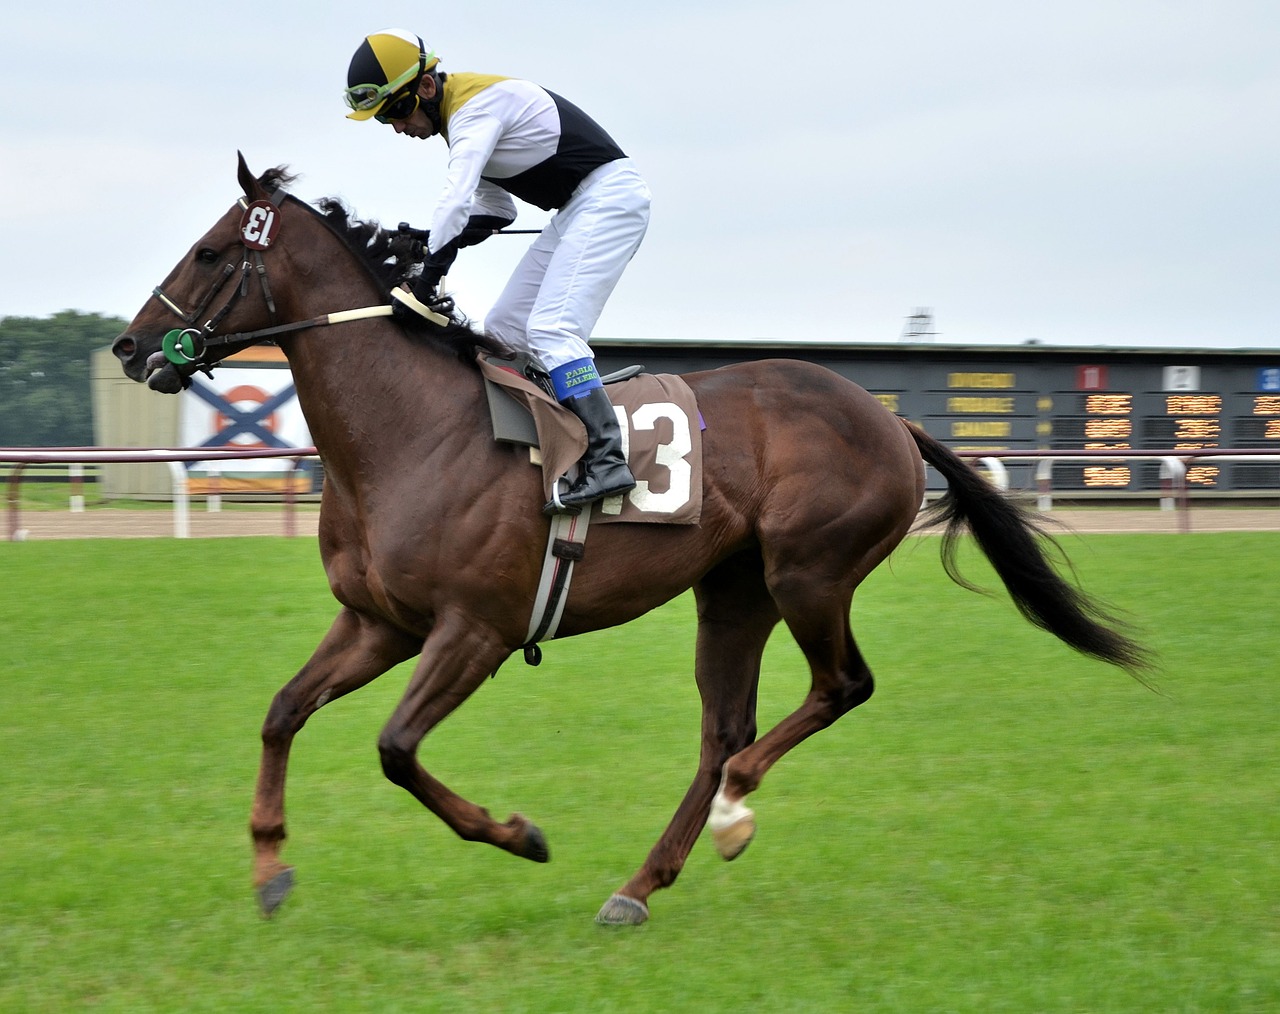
484, 158, 650, 374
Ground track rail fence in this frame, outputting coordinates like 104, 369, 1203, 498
3, 447, 318, 540
3, 446, 1279, 540
957, 448, 1280, 534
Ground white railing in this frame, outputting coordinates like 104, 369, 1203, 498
956, 448, 1280, 534
3, 446, 318, 540
5, 446, 1278, 540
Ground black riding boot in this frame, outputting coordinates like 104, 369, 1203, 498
544, 386, 636, 515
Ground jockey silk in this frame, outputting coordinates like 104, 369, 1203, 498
428, 73, 651, 374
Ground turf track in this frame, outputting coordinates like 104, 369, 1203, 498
1, 533, 1276, 1011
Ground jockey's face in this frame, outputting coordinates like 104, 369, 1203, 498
391, 76, 438, 140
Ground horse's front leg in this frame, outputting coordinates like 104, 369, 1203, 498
376, 610, 548, 862
251, 607, 419, 916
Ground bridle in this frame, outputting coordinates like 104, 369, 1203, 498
152, 189, 288, 374
150, 187, 424, 381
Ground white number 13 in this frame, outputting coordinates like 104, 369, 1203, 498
600, 401, 693, 516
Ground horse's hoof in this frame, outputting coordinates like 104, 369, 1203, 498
520, 822, 551, 864
507, 814, 550, 863
712, 815, 756, 861
596, 894, 649, 926
256, 867, 295, 918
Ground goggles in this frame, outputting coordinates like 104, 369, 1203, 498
344, 58, 425, 113
375, 90, 420, 123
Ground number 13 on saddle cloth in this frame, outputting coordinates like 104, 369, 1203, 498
477, 357, 704, 525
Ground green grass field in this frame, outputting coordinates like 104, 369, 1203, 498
1, 533, 1276, 1012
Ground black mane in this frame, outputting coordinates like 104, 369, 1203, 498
260, 166, 512, 364
312, 197, 417, 294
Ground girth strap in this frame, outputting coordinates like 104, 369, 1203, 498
522, 509, 591, 663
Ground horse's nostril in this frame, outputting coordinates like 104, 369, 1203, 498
114, 337, 136, 358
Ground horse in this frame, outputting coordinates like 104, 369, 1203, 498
111, 154, 1150, 926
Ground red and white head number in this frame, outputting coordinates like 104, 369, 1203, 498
239, 201, 281, 250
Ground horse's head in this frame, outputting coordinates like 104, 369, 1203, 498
112, 152, 295, 393
113, 152, 514, 395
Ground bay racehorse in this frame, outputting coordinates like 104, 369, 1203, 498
112, 154, 1150, 926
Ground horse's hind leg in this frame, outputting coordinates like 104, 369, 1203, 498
711, 551, 884, 856
251, 607, 419, 916
598, 551, 780, 925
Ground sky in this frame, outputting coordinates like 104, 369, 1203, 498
2, 0, 1277, 349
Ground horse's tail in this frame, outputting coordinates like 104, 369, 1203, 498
904, 420, 1153, 678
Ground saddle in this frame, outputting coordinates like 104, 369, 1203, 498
482, 354, 641, 447
478, 354, 703, 527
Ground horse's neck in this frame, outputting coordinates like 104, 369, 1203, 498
280, 321, 486, 477
269, 222, 491, 487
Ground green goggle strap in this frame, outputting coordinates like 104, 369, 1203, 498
344, 52, 434, 111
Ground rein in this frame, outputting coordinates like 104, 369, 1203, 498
152, 189, 445, 374
162, 303, 401, 365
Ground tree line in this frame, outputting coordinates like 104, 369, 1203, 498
0, 311, 128, 446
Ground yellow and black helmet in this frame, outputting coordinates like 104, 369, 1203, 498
344, 29, 439, 121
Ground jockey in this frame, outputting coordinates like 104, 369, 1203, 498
344, 28, 651, 515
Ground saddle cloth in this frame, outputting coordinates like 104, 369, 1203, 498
478, 356, 703, 525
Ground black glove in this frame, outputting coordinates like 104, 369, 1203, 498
394, 213, 516, 314
414, 213, 516, 294
411, 258, 449, 302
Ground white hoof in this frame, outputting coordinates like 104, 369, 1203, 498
712, 815, 757, 860
708, 784, 757, 860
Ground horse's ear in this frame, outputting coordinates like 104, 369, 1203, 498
237, 150, 265, 201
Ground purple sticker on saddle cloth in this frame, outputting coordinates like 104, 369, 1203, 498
699, 411, 706, 430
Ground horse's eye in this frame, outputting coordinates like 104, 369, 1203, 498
196, 248, 219, 264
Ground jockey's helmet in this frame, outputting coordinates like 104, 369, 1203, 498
344, 29, 439, 122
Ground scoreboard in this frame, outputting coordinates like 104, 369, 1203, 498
591, 340, 1280, 495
